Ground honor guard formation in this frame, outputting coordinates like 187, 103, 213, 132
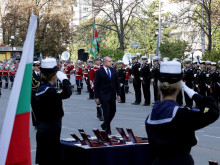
0, 55, 219, 165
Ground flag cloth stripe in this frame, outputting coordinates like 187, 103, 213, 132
0, 14, 37, 165
6, 112, 31, 165
16, 63, 33, 114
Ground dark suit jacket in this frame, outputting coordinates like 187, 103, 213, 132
94, 67, 120, 102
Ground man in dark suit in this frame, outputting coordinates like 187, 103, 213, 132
94, 56, 121, 135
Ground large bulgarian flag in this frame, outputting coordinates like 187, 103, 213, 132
0, 14, 37, 165
89, 20, 100, 56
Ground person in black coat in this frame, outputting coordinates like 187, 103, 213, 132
145, 60, 219, 165
117, 61, 126, 103
130, 56, 141, 105
140, 56, 151, 106
94, 56, 120, 135
35, 58, 72, 165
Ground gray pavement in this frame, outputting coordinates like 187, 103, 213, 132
0, 81, 219, 165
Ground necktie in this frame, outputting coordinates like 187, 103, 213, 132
107, 68, 111, 79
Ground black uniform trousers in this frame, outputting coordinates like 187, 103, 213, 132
36, 120, 62, 165
120, 84, 125, 102
153, 81, 160, 102
142, 79, 151, 104
133, 79, 141, 103
199, 83, 206, 97
31, 92, 39, 127
101, 99, 116, 134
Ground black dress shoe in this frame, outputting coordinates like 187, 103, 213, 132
142, 103, 150, 106
101, 124, 106, 130
131, 102, 140, 105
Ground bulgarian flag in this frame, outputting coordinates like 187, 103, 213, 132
89, 20, 100, 56
0, 14, 37, 165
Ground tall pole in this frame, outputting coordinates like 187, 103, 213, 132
158, 0, 162, 58
201, 0, 205, 56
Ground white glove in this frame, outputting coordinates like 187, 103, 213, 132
140, 77, 143, 80
194, 74, 197, 78
151, 79, 154, 82
120, 83, 123, 87
206, 74, 209, 77
138, 68, 141, 71
56, 71, 68, 82
131, 75, 134, 79
182, 81, 197, 99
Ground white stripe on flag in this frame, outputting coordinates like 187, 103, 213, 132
0, 14, 37, 165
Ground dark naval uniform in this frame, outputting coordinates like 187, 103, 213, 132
140, 62, 151, 105
117, 67, 126, 103
151, 64, 160, 102
197, 69, 207, 96
131, 62, 141, 104
146, 94, 219, 165
183, 67, 194, 108
209, 70, 219, 105
31, 71, 41, 127
35, 79, 72, 164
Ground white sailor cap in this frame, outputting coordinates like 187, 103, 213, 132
162, 57, 170, 62
159, 61, 182, 83
40, 58, 58, 74
211, 62, 216, 66
199, 60, 205, 64
141, 56, 148, 60
152, 56, 159, 62
205, 61, 211, 65
184, 58, 192, 63
117, 60, 124, 64
131, 56, 137, 59
192, 60, 197, 64
33, 61, 41, 66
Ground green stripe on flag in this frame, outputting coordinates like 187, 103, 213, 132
16, 63, 33, 114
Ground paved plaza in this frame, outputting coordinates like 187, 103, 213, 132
0, 81, 219, 165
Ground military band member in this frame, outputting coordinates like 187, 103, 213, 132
124, 64, 130, 93
151, 56, 160, 103
117, 61, 126, 103
145, 60, 219, 165
88, 56, 104, 121
8, 62, 16, 90
0, 61, 3, 96
130, 56, 141, 105
183, 58, 194, 108
35, 58, 72, 165
74, 61, 83, 95
86, 59, 94, 98
140, 56, 151, 106
3, 62, 9, 89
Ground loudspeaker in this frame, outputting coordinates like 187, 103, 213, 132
78, 49, 85, 61
82, 52, 89, 62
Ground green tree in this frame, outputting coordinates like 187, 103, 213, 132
159, 40, 188, 61
2, 0, 76, 58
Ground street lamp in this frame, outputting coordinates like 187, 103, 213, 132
11, 36, 15, 58
191, 49, 195, 61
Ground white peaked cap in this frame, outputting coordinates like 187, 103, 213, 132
160, 61, 182, 74
41, 58, 57, 69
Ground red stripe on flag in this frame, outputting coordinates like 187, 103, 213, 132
6, 112, 31, 165
94, 30, 98, 38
